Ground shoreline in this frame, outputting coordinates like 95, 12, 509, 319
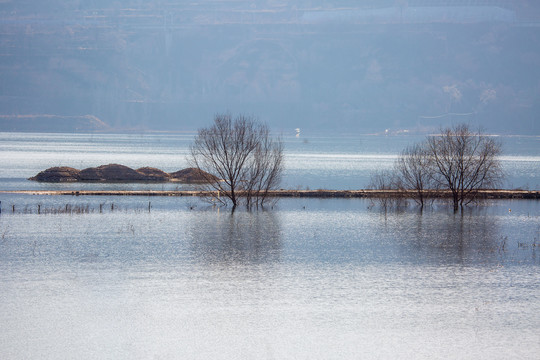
1, 189, 539, 199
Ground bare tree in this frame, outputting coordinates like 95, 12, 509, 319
426, 124, 503, 211
394, 142, 436, 209
189, 113, 284, 209
244, 132, 284, 207
368, 169, 404, 210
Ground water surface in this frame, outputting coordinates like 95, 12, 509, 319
0, 132, 539, 359
1, 132, 539, 190
0, 195, 538, 359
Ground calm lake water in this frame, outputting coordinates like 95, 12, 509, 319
0, 132, 539, 359
0, 131, 539, 190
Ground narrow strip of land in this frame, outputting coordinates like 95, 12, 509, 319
1, 189, 539, 199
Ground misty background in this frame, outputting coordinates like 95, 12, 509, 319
1, 0, 539, 134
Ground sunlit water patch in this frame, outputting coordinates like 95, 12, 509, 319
0, 196, 538, 359
0, 132, 539, 358
1, 132, 539, 190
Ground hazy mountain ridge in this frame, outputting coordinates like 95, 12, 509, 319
1, 1, 539, 134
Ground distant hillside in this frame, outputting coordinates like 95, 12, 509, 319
1, 1, 539, 134
0, 115, 110, 132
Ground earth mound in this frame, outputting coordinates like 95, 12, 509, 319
79, 164, 147, 182
136, 167, 171, 181
29, 165, 219, 183
29, 166, 81, 182
169, 168, 219, 183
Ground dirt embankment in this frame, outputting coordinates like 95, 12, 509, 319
29, 164, 217, 183
7, 189, 540, 200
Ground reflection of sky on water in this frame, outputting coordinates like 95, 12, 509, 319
0, 195, 537, 269
276, 200, 539, 267
0, 196, 538, 359
186, 210, 282, 265
1, 132, 539, 190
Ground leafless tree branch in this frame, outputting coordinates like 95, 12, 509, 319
189, 113, 284, 210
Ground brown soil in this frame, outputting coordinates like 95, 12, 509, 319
136, 167, 171, 181
29, 164, 218, 183
79, 164, 147, 182
169, 167, 219, 183
28, 166, 81, 182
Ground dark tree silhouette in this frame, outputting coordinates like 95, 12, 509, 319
426, 124, 503, 211
373, 124, 504, 211
394, 142, 436, 209
189, 113, 284, 209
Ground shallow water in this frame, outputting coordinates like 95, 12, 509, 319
1, 132, 539, 190
0, 132, 539, 358
0, 195, 538, 359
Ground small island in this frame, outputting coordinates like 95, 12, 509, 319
29, 164, 218, 183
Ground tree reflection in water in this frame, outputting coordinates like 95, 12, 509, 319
186, 210, 282, 265
371, 204, 538, 266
